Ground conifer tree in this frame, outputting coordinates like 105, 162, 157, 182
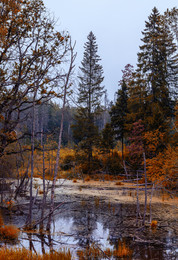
110, 80, 128, 161
137, 7, 177, 130
72, 31, 104, 172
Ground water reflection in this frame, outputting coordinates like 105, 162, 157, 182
1, 197, 177, 259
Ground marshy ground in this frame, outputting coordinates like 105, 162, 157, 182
0, 178, 177, 259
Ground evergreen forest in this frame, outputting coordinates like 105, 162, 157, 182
0, 1, 177, 259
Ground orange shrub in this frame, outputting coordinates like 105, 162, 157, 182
151, 220, 158, 229
0, 225, 19, 240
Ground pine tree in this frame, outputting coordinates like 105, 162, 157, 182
137, 7, 177, 130
110, 80, 128, 161
72, 31, 104, 173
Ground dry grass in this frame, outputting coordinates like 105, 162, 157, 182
113, 241, 132, 258
0, 225, 19, 240
0, 247, 71, 260
77, 241, 132, 259
84, 175, 91, 182
115, 181, 123, 186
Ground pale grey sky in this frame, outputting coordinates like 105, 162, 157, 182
43, 0, 177, 101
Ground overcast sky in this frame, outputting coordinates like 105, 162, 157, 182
43, 0, 177, 101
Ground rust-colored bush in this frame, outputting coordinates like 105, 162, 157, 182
0, 225, 19, 240
73, 179, 77, 183
151, 220, 158, 229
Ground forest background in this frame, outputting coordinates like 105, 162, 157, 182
0, 0, 177, 219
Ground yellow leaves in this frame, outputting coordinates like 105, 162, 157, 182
147, 146, 178, 188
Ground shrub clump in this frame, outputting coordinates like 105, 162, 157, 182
0, 225, 19, 240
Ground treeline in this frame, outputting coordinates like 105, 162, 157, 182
0, 2, 177, 189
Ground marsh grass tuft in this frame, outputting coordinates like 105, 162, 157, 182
0, 225, 19, 240
151, 220, 158, 229
0, 247, 72, 260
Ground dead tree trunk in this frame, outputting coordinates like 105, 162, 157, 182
40, 120, 46, 230
14, 158, 30, 200
29, 92, 37, 228
142, 152, 147, 226
149, 183, 154, 223
46, 41, 76, 231
136, 170, 141, 226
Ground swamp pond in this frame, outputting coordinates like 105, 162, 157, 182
0, 178, 177, 259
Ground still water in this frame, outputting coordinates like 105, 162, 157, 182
1, 191, 177, 259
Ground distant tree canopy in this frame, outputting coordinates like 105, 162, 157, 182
0, 3, 177, 184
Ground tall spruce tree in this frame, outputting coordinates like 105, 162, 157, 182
110, 80, 128, 161
137, 7, 177, 131
72, 31, 104, 172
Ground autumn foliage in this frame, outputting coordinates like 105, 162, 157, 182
0, 247, 71, 260
0, 225, 19, 240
